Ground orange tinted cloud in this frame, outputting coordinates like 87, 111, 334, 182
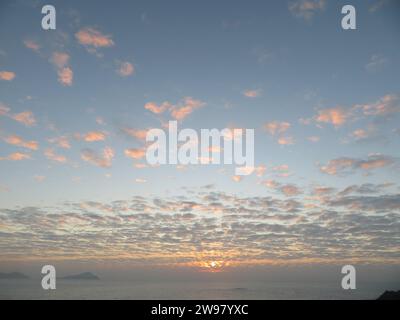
11, 111, 36, 126
278, 136, 294, 145
0, 71, 16, 81
81, 147, 114, 168
315, 107, 347, 127
320, 154, 395, 176
145, 102, 171, 114
145, 98, 205, 121
122, 127, 149, 142
264, 121, 291, 135
243, 89, 261, 98
116, 61, 135, 77
75, 28, 114, 48
82, 131, 107, 142
23, 39, 40, 52
170, 97, 205, 121
124, 148, 146, 159
44, 149, 67, 163
48, 136, 71, 149
357, 94, 399, 116
4, 135, 38, 150
57, 67, 73, 86
51, 52, 70, 68
232, 175, 242, 182
0, 152, 31, 161
280, 184, 301, 196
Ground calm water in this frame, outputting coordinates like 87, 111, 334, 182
0, 279, 395, 300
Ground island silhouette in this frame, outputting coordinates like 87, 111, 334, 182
0, 272, 29, 279
60, 272, 100, 280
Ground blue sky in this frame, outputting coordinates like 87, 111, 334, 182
0, 0, 399, 272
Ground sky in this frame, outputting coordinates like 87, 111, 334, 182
0, 0, 400, 278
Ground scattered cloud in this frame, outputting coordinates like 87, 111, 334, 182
44, 148, 67, 163
264, 121, 291, 135
23, 39, 40, 52
243, 89, 261, 98
50, 52, 73, 86
11, 111, 36, 127
0, 152, 31, 161
75, 27, 114, 56
48, 136, 71, 149
78, 131, 107, 142
319, 154, 396, 176
3, 135, 38, 150
81, 147, 114, 168
278, 136, 295, 145
0, 71, 16, 81
144, 97, 205, 121
369, 0, 390, 13
116, 61, 135, 77
124, 148, 146, 160
314, 107, 348, 127
289, 0, 326, 21
355, 94, 399, 117
365, 54, 388, 72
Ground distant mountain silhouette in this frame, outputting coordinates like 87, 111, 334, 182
377, 290, 400, 300
0, 272, 29, 279
61, 272, 100, 280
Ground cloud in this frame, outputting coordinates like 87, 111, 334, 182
289, 0, 326, 20
116, 61, 135, 77
170, 97, 205, 121
79, 131, 107, 142
0, 103, 10, 115
124, 148, 146, 160
75, 27, 114, 52
264, 121, 293, 145
1, 188, 399, 266
326, 194, 400, 212
262, 179, 302, 197
81, 147, 114, 168
0, 71, 16, 81
44, 149, 67, 163
355, 94, 399, 117
50, 52, 70, 68
23, 39, 40, 52
314, 107, 348, 127
57, 67, 73, 86
319, 154, 396, 176
278, 136, 294, 145
280, 184, 302, 196
243, 89, 261, 98
264, 121, 291, 135
365, 54, 388, 72
34, 175, 46, 183
0, 152, 31, 161
48, 136, 71, 149
369, 0, 389, 13
144, 97, 205, 121
11, 111, 36, 127
3, 135, 38, 150
144, 102, 171, 114
338, 183, 393, 196
232, 175, 242, 182
121, 127, 149, 142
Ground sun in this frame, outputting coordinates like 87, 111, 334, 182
204, 260, 224, 272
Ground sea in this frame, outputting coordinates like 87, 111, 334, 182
0, 279, 397, 300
